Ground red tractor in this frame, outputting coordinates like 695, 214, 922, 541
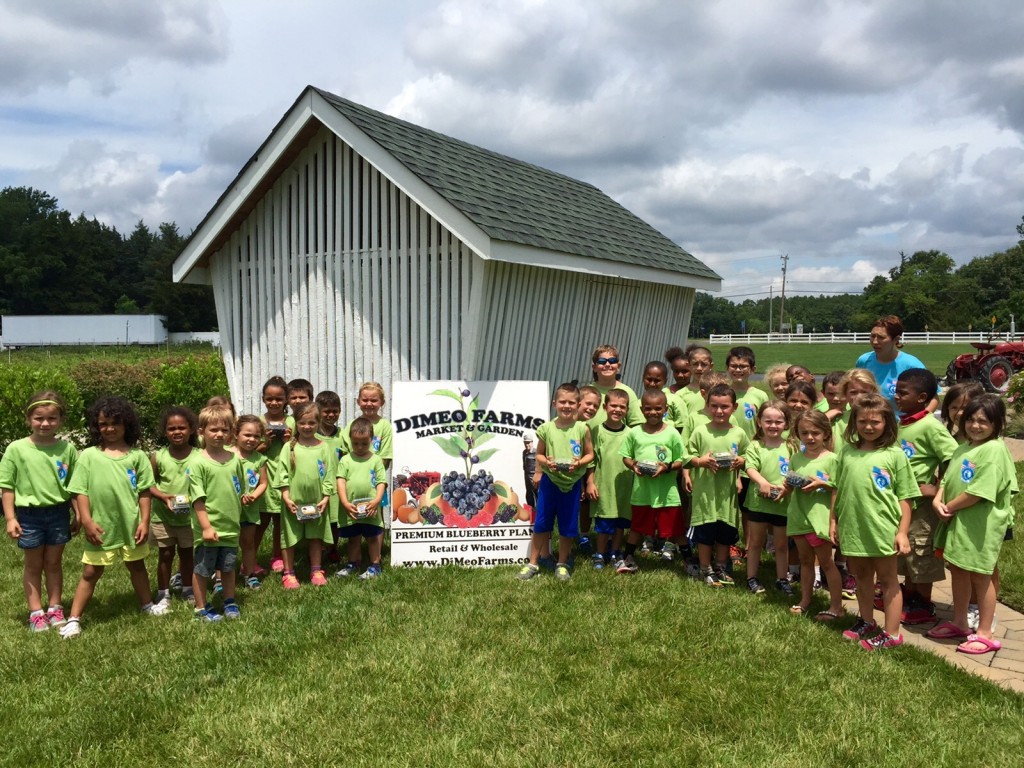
945, 340, 1024, 393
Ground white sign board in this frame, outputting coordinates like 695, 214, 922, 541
390, 381, 549, 567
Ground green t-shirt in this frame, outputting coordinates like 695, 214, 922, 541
742, 441, 791, 515
686, 424, 750, 529
336, 452, 388, 528
683, 411, 712, 448
832, 408, 852, 448
277, 442, 337, 545
238, 451, 269, 525
834, 443, 920, 557
537, 419, 589, 492
936, 440, 1018, 574
316, 428, 344, 524
619, 424, 684, 508
189, 452, 244, 548
786, 450, 838, 537
587, 382, 643, 428
590, 423, 633, 521
730, 385, 769, 441
665, 388, 690, 432
67, 447, 155, 552
151, 446, 199, 527
261, 414, 294, 513
814, 398, 829, 413
340, 418, 394, 460
897, 415, 958, 487
680, 386, 705, 416
0, 437, 77, 507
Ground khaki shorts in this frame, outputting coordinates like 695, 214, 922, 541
150, 521, 194, 549
82, 541, 150, 567
897, 496, 945, 583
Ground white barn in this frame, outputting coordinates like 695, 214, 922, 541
173, 86, 721, 418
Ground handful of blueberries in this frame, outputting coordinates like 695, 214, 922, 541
441, 470, 496, 520
785, 471, 811, 489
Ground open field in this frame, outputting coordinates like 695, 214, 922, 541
2, 531, 1023, 767
705, 343, 966, 376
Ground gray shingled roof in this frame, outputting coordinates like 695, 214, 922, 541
315, 87, 720, 281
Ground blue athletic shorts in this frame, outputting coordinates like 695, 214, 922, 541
593, 516, 631, 535
15, 504, 72, 550
533, 475, 581, 538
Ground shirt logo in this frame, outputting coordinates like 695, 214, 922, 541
886, 380, 897, 397
246, 468, 259, 488
335, 447, 343, 461
232, 475, 242, 495
778, 456, 789, 474
900, 439, 916, 458
317, 459, 326, 478
744, 403, 756, 420
55, 460, 68, 481
871, 466, 891, 490
126, 468, 137, 490
372, 435, 382, 453
731, 442, 739, 455
656, 445, 668, 461
570, 439, 582, 458
370, 469, 378, 486
960, 459, 976, 483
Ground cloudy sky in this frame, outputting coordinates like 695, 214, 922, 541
2, 0, 1023, 301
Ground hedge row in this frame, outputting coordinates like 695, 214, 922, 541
0, 353, 228, 453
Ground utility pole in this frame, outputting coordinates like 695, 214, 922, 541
778, 253, 789, 334
768, 285, 773, 333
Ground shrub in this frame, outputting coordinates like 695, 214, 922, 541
0, 366, 85, 454
149, 355, 230, 426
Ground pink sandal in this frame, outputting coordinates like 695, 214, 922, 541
925, 621, 970, 640
957, 634, 1001, 655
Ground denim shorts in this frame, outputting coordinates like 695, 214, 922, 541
15, 504, 72, 550
193, 545, 238, 578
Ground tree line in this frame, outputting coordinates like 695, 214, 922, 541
692, 217, 1024, 336
0, 186, 216, 331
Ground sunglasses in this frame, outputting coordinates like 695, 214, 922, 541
595, 357, 619, 365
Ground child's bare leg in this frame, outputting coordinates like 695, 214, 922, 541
157, 545, 175, 591
795, 538, 815, 610
23, 547, 45, 613
367, 533, 383, 565
875, 556, 902, 636
596, 533, 610, 557
772, 525, 788, 580
70, 564, 104, 618
347, 535, 362, 564
557, 536, 573, 564
271, 516, 282, 559
948, 564, 972, 630
254, 512, 270, 552
240, 526, 257, 575
125, 559, 153, 608
847, 556, 875, 621
43, 543, 65, 607
282, 545, 296, 573
579, 502, 591, 536
814, 543, 844, 614
192, 569, 208, 609
528, 532, 551, 566
221, 566, 237, 601
745, 522, 766, 579
714, 542, 729, 569
308, 539, 323, 570
972, 571, 998, 638
698, 542, 713, 570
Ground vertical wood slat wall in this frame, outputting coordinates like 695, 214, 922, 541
212, 126, 470, 421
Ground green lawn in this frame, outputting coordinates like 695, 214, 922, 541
997, 463, 1024, 614
3, 535, 1022, 767
705, 343, 965, 376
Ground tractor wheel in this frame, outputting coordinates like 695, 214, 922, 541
978, 355, 1014, 394
944, 360, 959, 386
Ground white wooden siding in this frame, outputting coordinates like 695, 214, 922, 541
209, 124, 695, 421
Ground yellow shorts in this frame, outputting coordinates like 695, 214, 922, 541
82, 541, 150, 566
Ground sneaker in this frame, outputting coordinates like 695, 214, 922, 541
28, 612, 49, 632
616, 555, 639, 574
704, 569, 723, 588
223, 602, 241, 620
270, 557, 285, 573
592, 553, 605, 570
311, 569, 328, 586
182, 588, 196, 606
860, 631, 904, 651
639, 538, 654, 556
841, 572, 857, 600
577, 536, 593, 554
142, 601, 171, 616
169, 571, 183, 590
282, 573, 300, 590
517, 563, 541, 580
715, 568, 735, 586
775, 578, 794, 597
901, 595, 937, 625
194, 608, 223, 622
251, 565, 268, 579
59, 618, 82, 638
156, 595, 172, 612
685, 561, 702, 578
555, 564, 572, 581
842, 618, 879, 641
45, 605, 67, 628
661, 541, 677, 562
213, 577, 224, 595
747, 577, 766, 594
244, 574, 262, 590
360, 564, 383, 580
729, 545, 745, 564
336, 561, 361, 577
967, 604, 980, 631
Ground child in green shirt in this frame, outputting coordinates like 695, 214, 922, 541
585, 389, 633, 568
336, 417, 388, 579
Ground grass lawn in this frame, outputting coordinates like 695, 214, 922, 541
997, 463, 1024, 614
705, 343, 966, 376
3, 536, 1023, 767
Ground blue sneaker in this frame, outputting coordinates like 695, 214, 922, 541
577, 536, 593, 554
223, 603, 241, 620
360, 563, 383, 580
592, 553, 605, 570
213, 577, 224, 595
194, 608, 223, 622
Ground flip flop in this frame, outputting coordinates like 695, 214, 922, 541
790, 605, 808, 615
815, 610, 841, 622
925, 620, 971, 640
957, 635, 1002, 655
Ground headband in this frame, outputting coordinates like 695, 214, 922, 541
26, 399, 61, 413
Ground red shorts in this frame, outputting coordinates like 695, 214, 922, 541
630, 505, 685, 538
794, 532, 830, 549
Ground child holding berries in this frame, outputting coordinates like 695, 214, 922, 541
586, 389, 633, 568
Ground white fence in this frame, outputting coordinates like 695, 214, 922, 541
709, 332, 1016, 345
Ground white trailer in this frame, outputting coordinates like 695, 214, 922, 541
0, 315, 168, 347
